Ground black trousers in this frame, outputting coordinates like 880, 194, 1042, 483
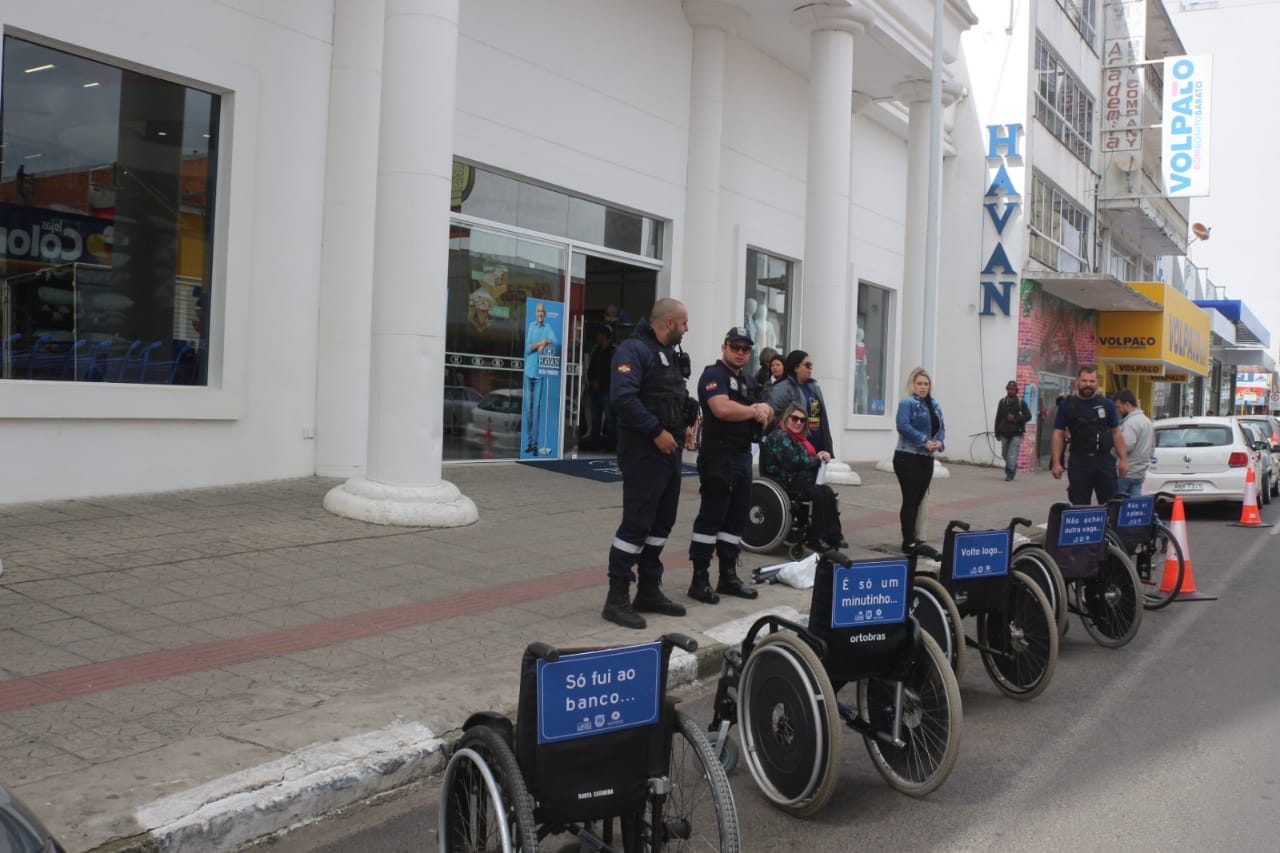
1067, 452, 1118, 506
791, 482, 843, 545
893, 450, 934, 545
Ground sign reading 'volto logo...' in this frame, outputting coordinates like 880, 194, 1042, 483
537, 644, 662, 744
952, 530, 1010, 580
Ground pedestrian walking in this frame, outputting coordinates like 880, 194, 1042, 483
894, 367, 945, 553
1114, 388, 1153, 497
1051, 365, 1129, 505
601, 298, 699, 629
686, 327, 774, 604
994, 379, 1032, 481
768, 350, 833, 456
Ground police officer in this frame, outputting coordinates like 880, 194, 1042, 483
1051, 364, 1129, 505
687, 327, 774, 604
602, 298, 699, 629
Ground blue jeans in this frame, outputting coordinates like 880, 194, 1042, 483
1000, 434, 1022, 479
1115, 476, 1145, 497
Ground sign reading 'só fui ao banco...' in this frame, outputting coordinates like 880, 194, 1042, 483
1162, 55, 1212, 197
979, 124, 1023, 317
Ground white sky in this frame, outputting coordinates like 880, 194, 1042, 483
1163, 0, 1280, 352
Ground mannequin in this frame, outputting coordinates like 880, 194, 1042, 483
854, 327, 869, 413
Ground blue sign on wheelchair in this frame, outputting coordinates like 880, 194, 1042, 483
1117, 496, 1155, 528
952, 530, 1010, 580
536, 642, 662, 744
1058, 507, 1107, 547
831, 560, 908, 628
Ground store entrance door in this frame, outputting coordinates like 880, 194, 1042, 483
563, 252, 657, 458
1036, 371, 1072, 467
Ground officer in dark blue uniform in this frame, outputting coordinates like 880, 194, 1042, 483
1051, 364, 1129, 505
687, 327, 774, 604
602, 298, 699, 630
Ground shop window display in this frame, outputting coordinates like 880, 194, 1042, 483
0, 37, 217, 384
854, 282, 890, 415
743, 249, 790, 357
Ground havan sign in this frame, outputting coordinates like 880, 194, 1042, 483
979, 124, 1022, 317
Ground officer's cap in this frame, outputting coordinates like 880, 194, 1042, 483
724, 326, 754, 345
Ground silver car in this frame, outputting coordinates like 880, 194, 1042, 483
1146, 416, 1270, 506
1237, 415, 1280, 498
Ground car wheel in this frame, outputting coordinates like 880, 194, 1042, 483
1264, 475, 1272, 506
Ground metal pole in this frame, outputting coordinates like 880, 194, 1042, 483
922, 0, 944, 371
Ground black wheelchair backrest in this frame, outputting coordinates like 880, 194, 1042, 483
807, 553, 915, 682
1044, 502, 1109, 581
516, 641, 674, 822
1106, 495, 1156, 553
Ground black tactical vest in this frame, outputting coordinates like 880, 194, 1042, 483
636, 330, 691, 436
1064, 395, 1113, 455
700, 363, 756, 451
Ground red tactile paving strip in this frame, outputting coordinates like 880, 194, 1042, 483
0, 564, 604, 714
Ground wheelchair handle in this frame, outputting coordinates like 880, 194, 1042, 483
906, 541, 943, 562
526, 642, 559, 663
945, 520, 971, 534
1007, 516, 1033, 531
664, 633, 698, 654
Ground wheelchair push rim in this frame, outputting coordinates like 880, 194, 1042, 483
976, 570, 1059, 701
1076, 542, 1143, 648
439, 725, 536, 853
737, 632, 841, 816
741, 479, 791, 554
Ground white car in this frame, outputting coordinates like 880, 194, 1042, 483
1146, 416, 1270, 506
463, 388, 524, 452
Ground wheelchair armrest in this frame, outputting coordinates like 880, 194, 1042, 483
663, 633, 698, 654
525, 641, 559, 662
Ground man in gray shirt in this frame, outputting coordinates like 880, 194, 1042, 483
1114, 389, 1154, 497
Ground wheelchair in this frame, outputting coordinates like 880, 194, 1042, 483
706, 550, 962, 816
1103, 492, 1186, 610
740, 476, 816, 560
1016, 503, 1143, 648
907, 519, 1058, 700
438, 633, 739, 852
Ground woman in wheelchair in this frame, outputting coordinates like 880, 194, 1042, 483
759, 402, 847, 550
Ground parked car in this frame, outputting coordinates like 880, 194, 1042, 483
1237, 415, 1280, 498
463, 388, 524, 452
0, 782, 66, 852
443, 385, 483, 434
1146, 416, 1270, 506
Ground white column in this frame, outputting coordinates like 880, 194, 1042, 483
325, 0, 478, 527
792, 3, 870, 466
895, 80, 933, 379
681, 1, 746, 369
315, 0, 384, 478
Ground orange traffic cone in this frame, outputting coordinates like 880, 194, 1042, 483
1228, 467, 1273, 528
1162, 495, 1215, 601
482, 423, 494, 460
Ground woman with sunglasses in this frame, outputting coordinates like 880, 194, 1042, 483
894, 366, 945, 554
760, 402, 847, 550
767, 349, 833, 457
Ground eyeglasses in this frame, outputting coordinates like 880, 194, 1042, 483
727, 343, 751, 353
787, 414, 807, 424
802, 362, 814, 369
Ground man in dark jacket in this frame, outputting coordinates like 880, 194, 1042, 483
994, 380, 1032, 481
602, 298, 698, 629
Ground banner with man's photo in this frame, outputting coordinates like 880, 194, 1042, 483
521, 298, 565, 459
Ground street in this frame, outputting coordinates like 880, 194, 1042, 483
249, 503, 1280, 852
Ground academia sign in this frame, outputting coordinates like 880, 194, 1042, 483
1162, 55, 1212, 197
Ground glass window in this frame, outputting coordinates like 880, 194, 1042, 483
1029, 172, 1091, 272
1057, 0, 1097, 50
743, 248, 791, 356
1035, 36, 1094, 166
452, 161, 663, 260
854, 282, 890, 415
0, 36, 217, 384
444, 222, 568, 461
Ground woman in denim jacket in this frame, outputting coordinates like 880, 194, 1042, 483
894, 367, 945, 553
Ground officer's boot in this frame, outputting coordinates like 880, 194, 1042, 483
601, 577, 646, 630
687, 558, 720, 605
633, 577, 687, 617
716, 555, 759, 599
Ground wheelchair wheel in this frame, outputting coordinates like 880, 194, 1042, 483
738, 632, 841, 816
439, 726, 536, 853
976, 570, 1058, 701
909, 575, 966, 678
647, 710, 740, 852
1140, 519, 1184, 611
1011, 545, 1068, 639
1078, 542, 1143, 648
741, 479, 790, 554
856, 633, 961, 798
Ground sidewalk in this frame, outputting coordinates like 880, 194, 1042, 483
0, 458, 1067, 851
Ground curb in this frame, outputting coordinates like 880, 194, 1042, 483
92, 613, 789, 853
